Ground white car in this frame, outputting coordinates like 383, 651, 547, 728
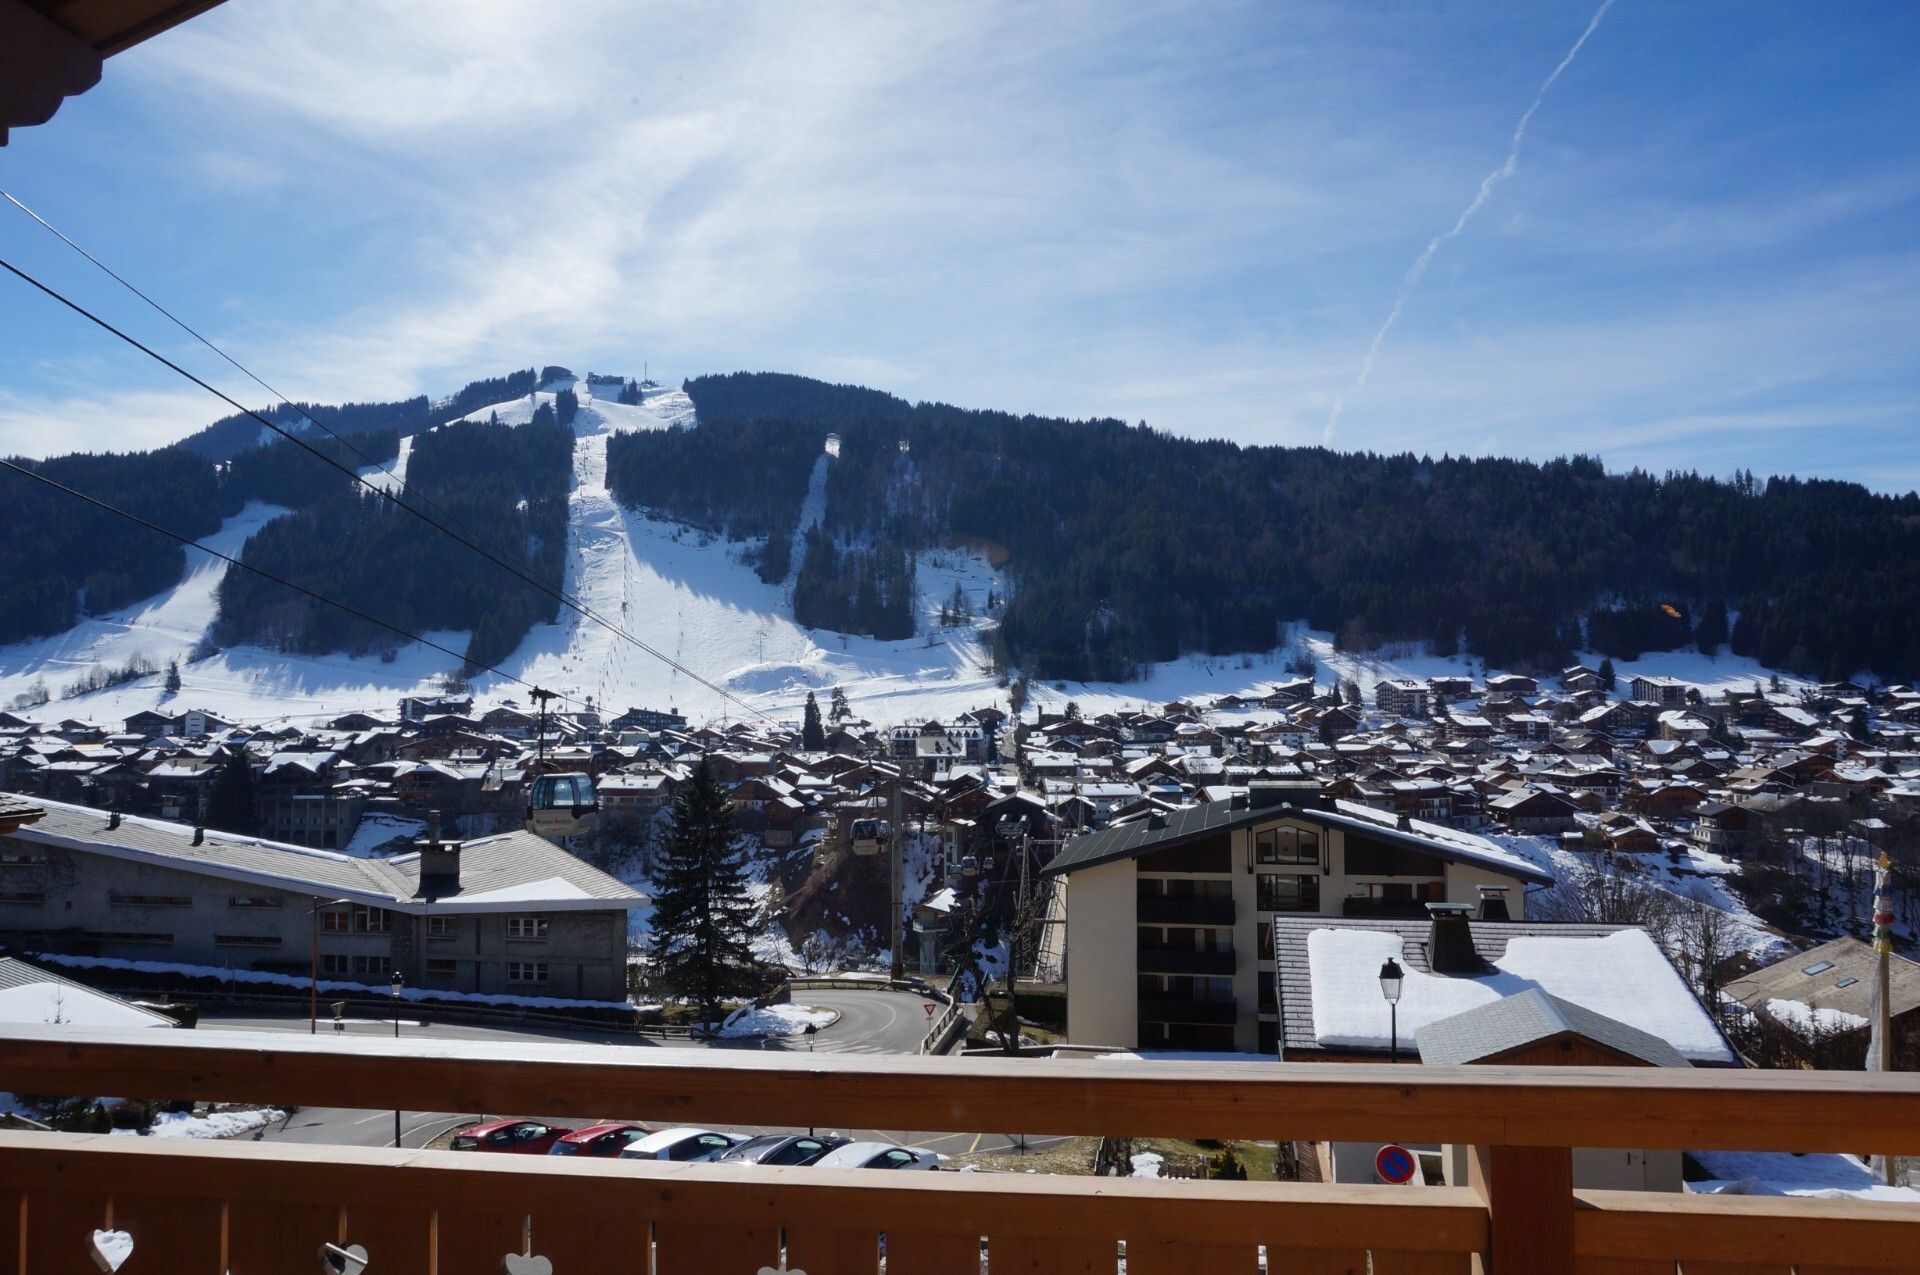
617, 1127, 741, 1162
812, 1141, 940, 1171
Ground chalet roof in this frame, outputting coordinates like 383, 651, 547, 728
1415, 987, 1690, 1068
1271, 916, 1734, 1064
1042, 794, 1551, 884
1722, 936, 1920, 1026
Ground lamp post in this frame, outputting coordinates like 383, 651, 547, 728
308, 897, 352, 1034
390, 971, 404, 1148
1378, 957, 1404, 1064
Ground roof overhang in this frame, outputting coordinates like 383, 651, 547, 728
3, 0, 227, 144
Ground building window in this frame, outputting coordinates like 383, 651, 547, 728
351, 905, 392, 934
215, 934, 282, 948
0, 890, 46, 904
426, 916, 454, 940
506, 916, 550, 942
506, 961, 548, 984
320, 908, 350, 933
108, 893, 193, 908
425, 957, 458, 980
228, 895, 282, 909
1257, 921, 1274, 963
1254, 826, 1320, 866
320, 954, 350, 976
0, 850, 46, 866
350, 955, 391, 978
83, 931, 172, 945
1257, 873, 1321, 914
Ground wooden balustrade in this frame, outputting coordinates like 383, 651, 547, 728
2, 1025, 1918, 1274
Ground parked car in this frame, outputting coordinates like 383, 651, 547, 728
812, 1141, 940, 1171
448, 1119, 572, 1154
617, 1127, 742, 1162
715, 1134, 849, 1167
548, 1122, 651, 1158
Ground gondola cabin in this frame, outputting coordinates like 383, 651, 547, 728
848, 818, 889, 856
527, 772, 599, 840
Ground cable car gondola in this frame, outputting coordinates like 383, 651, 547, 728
527, 773, 599, 840
847, 818, 889, 856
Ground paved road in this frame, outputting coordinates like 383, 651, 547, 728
213, 989, 1065, 1159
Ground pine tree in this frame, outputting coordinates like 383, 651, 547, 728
647, 757, 763, 1025
1598, 658, 1616, 692
830, 686, 850, 722
203, 749, 258, 835
163, 660, 181, 694
801, 692, 826, 750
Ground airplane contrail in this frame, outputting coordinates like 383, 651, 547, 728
1322, 0, 1617, 445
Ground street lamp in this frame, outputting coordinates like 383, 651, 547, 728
1378, 957, 1404, 1063
390, 971, 404, 1148
308, 897, 352, 1034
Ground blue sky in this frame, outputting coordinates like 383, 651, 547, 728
1, 1, 1916, 490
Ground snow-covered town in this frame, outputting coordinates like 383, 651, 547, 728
6, 1, 1920, 1269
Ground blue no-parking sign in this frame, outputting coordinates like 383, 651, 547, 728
1375, 1143, 1417, 1184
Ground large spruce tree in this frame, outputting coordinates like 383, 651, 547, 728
202, 749, 259, 835
801, 692, 826, 750
647, 756, 762, 1025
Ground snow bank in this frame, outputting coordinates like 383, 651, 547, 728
140, 1107, 286, 1140
718, 1002, 836, 1038
1307, 928, 1733, 1063
32, 953, 639, 1013
1129, 1152, 1164, 1179
1763, 998, 1869, 1034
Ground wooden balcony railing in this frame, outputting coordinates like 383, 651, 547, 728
3, 1024, 1919, 1274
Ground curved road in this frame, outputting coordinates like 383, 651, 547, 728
215, 988, 1059, 1157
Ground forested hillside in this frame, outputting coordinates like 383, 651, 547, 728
603, 372, 1920, 684
0, 370, 554, 656
212, 415, 569, 670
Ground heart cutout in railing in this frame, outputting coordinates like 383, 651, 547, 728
89, 1229, 134, 1273
756, 1266, 808, 1275
500, 1256, 552, 1275
319, 1242, 370, 1275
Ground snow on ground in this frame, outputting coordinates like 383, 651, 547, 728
1690, 1150, 1920, 1201
1763, 998, 1869, 1033
356, 433, 413, 496
135, 1107, 287, 1140
33, 953, 639, 1012
0, 374, 1838, 732
0, 501, 289, 711
1129, 1151, 1164, 1179
717, 1002, 836, 1038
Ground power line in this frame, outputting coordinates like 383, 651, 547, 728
3, 185, 541, 591
0, 457, 588, 713
0, 250, 773, 723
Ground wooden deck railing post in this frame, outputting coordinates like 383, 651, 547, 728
1467, 1143, 1573, 1275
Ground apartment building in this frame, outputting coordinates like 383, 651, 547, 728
0, 795, 644, 1002
1043, 782, 1552, 1053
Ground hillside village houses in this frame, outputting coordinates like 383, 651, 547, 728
0, 663, 1914, 1040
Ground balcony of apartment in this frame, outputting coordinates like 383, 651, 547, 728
1136, 995, 1239, 1026
1341, 896, 1441, 919
1135, 944, 1237, 976
1, 1025, 1917, 1274
1137, 895, 1235, 926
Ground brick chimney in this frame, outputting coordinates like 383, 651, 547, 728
1425, 902, 1481, 974
414, 810, 462, 898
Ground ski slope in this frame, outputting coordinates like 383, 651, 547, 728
0, 374, 1830, 730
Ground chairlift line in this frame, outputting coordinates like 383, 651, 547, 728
0, 250, 774, 725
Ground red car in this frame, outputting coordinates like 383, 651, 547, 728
448, 1119, 572, 1154
548, 1122, 651, 1158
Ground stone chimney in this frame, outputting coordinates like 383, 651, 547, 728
414, 810, 462, 898
1477, 885, 1511, 922
191, 826, 204, 846
1425, 902, 1480, 975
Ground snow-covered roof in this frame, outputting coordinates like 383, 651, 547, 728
1302, 926, 1733, 1064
